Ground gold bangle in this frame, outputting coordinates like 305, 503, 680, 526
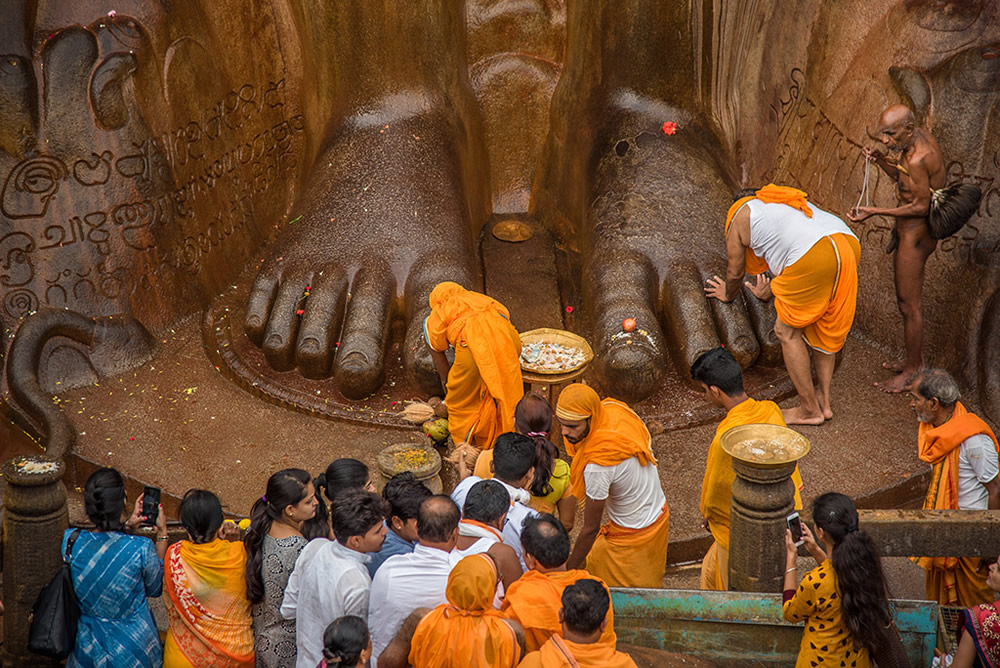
156, 535, 169, 542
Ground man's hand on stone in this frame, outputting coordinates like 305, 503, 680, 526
744, 274, 772, 301
704, 275, 731, 302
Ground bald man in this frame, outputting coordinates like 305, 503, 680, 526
848, 105, 946, 393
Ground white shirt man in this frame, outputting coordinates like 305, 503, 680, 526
452, 474, 538, 568
368, 495, 461, 662
281, 539, 372, 668
957, 434, 1000, 510
281, 489, 387, 668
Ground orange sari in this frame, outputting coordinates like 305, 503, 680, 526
409, 554, 521, 668
424, 282, 523, 449
700, 399, 804, 590
163, 540, 254, 668
914, 402, 998, 606
502, 570, 616, 652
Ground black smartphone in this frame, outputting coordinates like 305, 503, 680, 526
786, 512, 804, 546
141, 486, 161, 527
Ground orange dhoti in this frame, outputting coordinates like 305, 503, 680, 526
586, 503, 670, 588
770, 233, 861, 354
923, 556, 993, 607
700, 398, 804, 591
424, 282, 523, 449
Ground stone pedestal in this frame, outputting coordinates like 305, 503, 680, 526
728, 459, 798, 593
1, 456, 68, 667
376, 443, 443, 494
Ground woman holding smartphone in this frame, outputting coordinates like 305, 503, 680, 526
782, 492, 907, 668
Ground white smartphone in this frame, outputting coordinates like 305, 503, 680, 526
786, 512, 804, 547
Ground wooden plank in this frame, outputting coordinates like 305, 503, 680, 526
858, 509, 1000, 557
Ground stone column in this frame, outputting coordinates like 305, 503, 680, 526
728, 459, 798, 593
2, 457, 68, 668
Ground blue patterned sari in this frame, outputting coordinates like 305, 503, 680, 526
63, 529, 164, 667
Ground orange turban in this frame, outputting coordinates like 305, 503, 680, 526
408, 554, 521, 668
555, 385, 656, 499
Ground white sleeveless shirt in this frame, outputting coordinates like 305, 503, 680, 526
739, 199, 857, 275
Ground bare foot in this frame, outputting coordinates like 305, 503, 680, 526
874, 371, 913, 394
881, 360, 905, 372
816, 396, 834, 421
781, 406, 826, 426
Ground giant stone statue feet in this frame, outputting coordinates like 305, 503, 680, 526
244, 109, 479, 399
583, 108, 779, 402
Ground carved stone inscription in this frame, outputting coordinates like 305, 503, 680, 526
0, 72, 305, 322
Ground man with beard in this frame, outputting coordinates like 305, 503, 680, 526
555, 384, 668, 588
909, 369, 999, 607
848, 105, 947, 393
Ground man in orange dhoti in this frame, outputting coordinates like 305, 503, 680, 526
502, 514, 615, 652
518, 580, 637, 668
556, 384, 669, 588
691, 347, 804, 591
909, 369, 999, 607
705, 184, 861, 426
407, 554, 523, 668
424, 282, 523, 449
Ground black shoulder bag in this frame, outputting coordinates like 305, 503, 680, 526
28, 528, 83, 659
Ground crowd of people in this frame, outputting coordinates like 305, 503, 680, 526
51, 102, 1000, 667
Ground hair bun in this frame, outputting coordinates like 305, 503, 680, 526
316, 473, 327, 488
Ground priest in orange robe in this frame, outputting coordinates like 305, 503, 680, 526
517, 579, 636, 668
909, 369, 999, 607
705, 184, 860, 426
425, 282, 523, 449
502, 514, 615, 652
408, 553, 523, 668
557, 384, 669, 588
691, 347, 804, 590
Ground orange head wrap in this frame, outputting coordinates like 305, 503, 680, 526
409, 554, 520, 668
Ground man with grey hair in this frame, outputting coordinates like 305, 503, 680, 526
909, 368, 999, 607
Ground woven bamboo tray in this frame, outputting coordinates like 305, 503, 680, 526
519, 328, 594, 376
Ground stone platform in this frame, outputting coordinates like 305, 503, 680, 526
32, 315, 962, 567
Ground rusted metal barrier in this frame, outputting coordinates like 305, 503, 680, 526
611, 588, 937, 667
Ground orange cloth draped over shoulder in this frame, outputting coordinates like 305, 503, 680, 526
518, 636, 638, 668
425, 282, 523, 449
555, 384, 656, 501
556, 385, 668, 588
724, 185, 860, 354
163, 540, 254, 668
502, 570, 616, 652
699, 398, 804, 590
914, 402, 999, 606
409, 554, 521, 668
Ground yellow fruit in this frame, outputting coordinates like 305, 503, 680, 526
423, 418, 450, 443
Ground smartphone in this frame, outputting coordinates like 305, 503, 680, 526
786, 512, 804, 547
141, 486, 161, 527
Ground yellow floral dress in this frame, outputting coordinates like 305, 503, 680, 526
782, 559, 872, 668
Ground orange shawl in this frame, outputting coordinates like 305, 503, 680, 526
502, 570, 616, 652
425, 282, 523, 448
519, 636, 637, 668
409, 554, 520, 668
555, 385, 655, 500
914, 402, 999, 579
164, 540, 254, 668
700, 399, 804, 550
724, 184, 814, 275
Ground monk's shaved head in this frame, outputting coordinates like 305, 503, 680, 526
879, 104, 914, 130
